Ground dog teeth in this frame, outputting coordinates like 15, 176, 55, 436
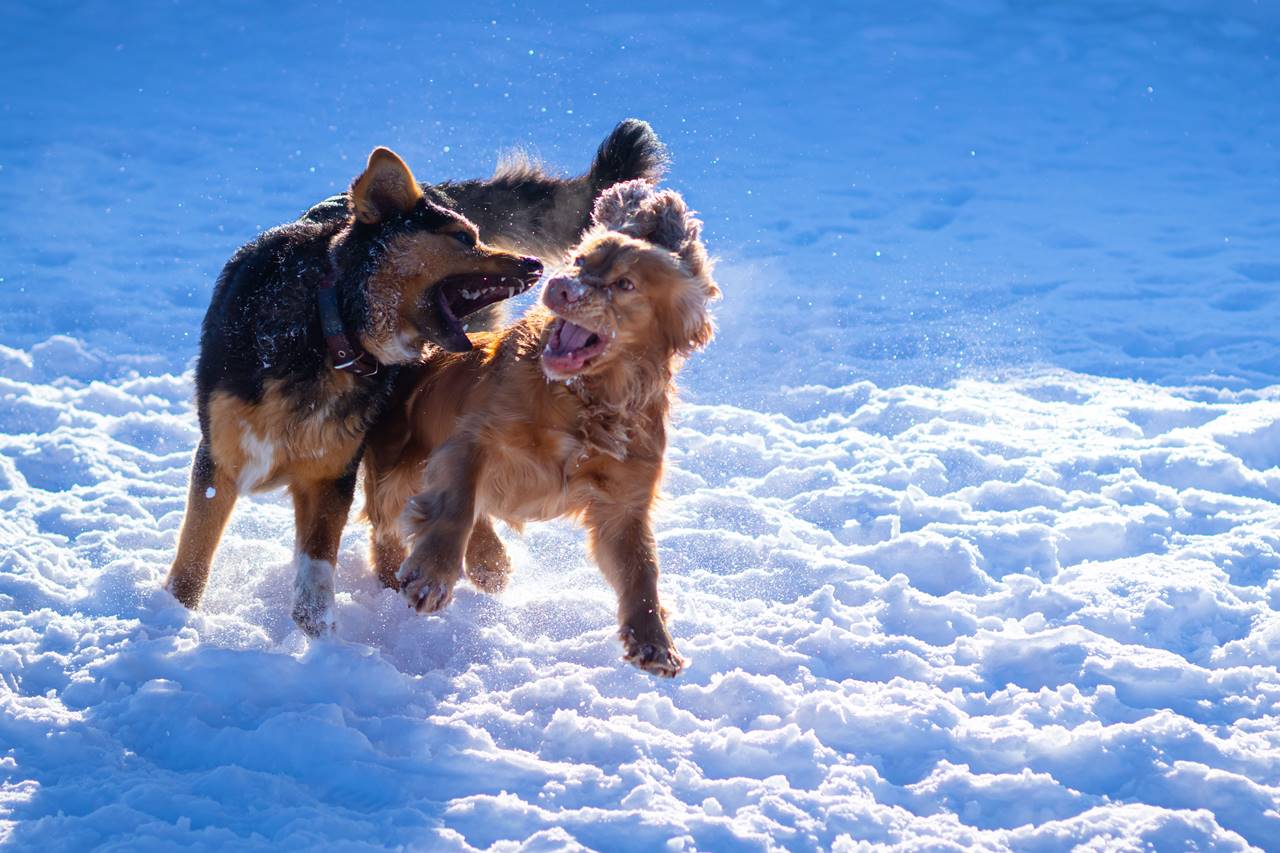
507, 287, 515, 298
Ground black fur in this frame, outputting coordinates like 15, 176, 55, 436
195, 198, 464, 438
300, 119, 668, 257
196, 217, 349, 419
587, 118, 669, 193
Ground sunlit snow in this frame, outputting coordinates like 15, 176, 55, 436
2, 1, 1278, 850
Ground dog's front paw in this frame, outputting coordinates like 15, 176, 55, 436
619, 624, 685, 678
292, 598, 337, 637
397, 557, 457, 614
291, 557, 337, 638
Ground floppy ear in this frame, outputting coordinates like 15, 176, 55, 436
677, 266, 720, 355
593, 182, 699, 255
635, 190, 694, 253
636, 190, 712, 281
350, 147, 423, 225
592, 179, 655, 232
676, 303, 715, 356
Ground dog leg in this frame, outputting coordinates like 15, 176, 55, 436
397, 440, 478, 613
362, 460, 407, 591
587, 507, 684, 677
165, 441, 239, 608
289, 472, 357, 637
464, 516, 511, 594
371, 529, 406, 592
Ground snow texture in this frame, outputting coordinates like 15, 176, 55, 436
2, 1, 1279, 850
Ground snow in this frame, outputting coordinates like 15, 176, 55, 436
2, 0, 1279, 850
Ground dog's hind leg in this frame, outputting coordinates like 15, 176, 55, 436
362, 454, 423, 591
166, 441, 239, 608
464, 516, 511, 594
289, 470, 357, 637
369, 520, 406, 593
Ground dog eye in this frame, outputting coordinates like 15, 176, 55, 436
452, 231, 477, 248
614, 277, 634, 291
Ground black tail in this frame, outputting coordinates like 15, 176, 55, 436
299, 120, 670, 262
587, 119, 669, 193
434, 119, 670, 261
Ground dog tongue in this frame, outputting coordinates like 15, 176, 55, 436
556, 321, 595, 353
544, 319, 606, 377
430, 286, 474, 353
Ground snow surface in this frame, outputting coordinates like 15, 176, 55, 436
2, 1, 1279, 850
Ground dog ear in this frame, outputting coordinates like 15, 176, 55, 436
666, 279, 718, 357
681, 307, 715, 355
351, 148, 423, 225
592, 179, 654, 232
635, 190, 695, 254
593, 182, 700, 256
662, 248, 720, 357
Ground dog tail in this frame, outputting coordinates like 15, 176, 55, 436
298, 120, 668, 259
441, 119, 669, 260
586, 118, 669, 195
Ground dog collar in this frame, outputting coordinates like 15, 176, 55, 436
317, 271, 380, 377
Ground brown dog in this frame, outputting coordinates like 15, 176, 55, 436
363, 181, 719, 675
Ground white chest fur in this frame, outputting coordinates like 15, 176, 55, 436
237, 427, 277, 493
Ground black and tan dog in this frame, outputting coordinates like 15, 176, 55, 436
165, 120, 667, 636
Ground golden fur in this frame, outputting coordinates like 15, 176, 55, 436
363, 182, 718, 676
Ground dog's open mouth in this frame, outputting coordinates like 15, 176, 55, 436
542, 317, 609, 378
429, 273, 536, 352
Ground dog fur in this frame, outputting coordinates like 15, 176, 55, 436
165, 122, 667, 636
362, 180, 719, 676
301, 118, 669, 260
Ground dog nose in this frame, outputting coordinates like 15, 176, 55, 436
547, 277, 578, 306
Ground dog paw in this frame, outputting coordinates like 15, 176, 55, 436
465, 562, 510, 594
292, 557, 337, 638
375, 565, 402, 592
619, 626, 685, 678
292, 599, 337, 638
163, 570, 204, 609
465, 524, 511, 594
398, 560, 456, 613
